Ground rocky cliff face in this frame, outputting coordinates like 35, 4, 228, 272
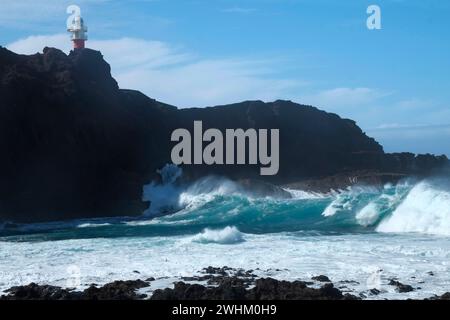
0, 47, 447, 222
0, 47, 175, 222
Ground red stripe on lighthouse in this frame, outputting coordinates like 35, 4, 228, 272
73, 39, 85, 49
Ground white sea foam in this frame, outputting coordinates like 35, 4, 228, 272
377, 180, 450, 236
77, 223, 112, 228
356, 202, 381, 227
142, 165, 183, 215
191, 226, 245, 244
284, 189, 327, 200
143, 164, 242, 215
0, 232, 449, 300
322, 187, 360, 217
2, 173, 449, 300
356, 183, 409, 228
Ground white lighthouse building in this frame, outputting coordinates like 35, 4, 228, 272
67, 14, 88, 49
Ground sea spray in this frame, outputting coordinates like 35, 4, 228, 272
191, 226, 245, 244
143, 164, 184, 215
3, 176, 450, 238
356, 183, 408, 227
377, 179, 450, 236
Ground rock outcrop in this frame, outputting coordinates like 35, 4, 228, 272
0, 46, 448, 222
0, 47, 175, 222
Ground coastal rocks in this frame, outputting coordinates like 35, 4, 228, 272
150, 267, 358, 300
312, 275, 331, 282
1, 283, 74, 300
388, 279, 414, 293
150, 278, 359, 300
181, 267, 257, 288
151, 281, 248, 300
0, 47, 174, 222
428, 292, 450, 300
81, 280, 149, 300
0, 267, 360, 300
437, 292, 450, 300
369, 288, 381, 296
1, 280, 149, 300
0, 268, 435, 300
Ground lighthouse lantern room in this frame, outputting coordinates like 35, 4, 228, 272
67, 14, 88, 49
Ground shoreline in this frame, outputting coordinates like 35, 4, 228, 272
2, 267, 449, 301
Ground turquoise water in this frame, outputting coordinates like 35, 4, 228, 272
0, 180, 409, 241
0, 172, 449, 299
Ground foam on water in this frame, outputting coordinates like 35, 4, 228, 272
191, 226, 245, 244
0, 232, 448, 300
377, 179, 450, 236
77, 223, 112, 228
1, 166, 449, 299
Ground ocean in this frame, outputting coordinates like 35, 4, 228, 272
0, 166, 449, 300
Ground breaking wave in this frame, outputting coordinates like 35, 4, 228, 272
191, 226, 245, 244
1, 164, 449, 239
376, 179, 450, 236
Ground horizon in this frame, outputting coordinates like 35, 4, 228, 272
1, 0, 449, 156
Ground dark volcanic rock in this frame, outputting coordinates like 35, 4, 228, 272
0, 46, 448, 222
388, 280, 414, 293
1, 283, 75, 300
437, 292, 450, 300
312, 275, 331, 282
428, 292, 450, 300
151, 281, 248, 300
150, 277, 359, 300
82, 280, 149, 300
1, 280, 149, 300
0, 47, 175, 222
369, 288, 381, 296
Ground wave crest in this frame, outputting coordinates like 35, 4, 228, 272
377, 179, 450, 236
191, 226, 245, 244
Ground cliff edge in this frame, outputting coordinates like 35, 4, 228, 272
0, 47, 447, 222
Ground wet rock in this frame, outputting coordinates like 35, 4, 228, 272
438, 292, 450, 300
202, 266, 232, 276
151, 281, 247, 300
389, 280, 414, 293
1, 280, 149, 300
312, 275, 331, 282
428, 292, 450, 300
339, 280, 360, 285
369, 288, 381, 295
1, 283, 75, 300
151, 277, 359, 300
81, 280, 149, 300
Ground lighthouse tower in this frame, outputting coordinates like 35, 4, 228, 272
67, 14, 88, 49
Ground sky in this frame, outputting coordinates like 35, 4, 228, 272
1, 0, 449, 156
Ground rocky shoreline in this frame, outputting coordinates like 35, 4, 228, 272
1, 267, 449, 301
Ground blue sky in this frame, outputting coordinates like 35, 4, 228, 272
1, 0, 449, 156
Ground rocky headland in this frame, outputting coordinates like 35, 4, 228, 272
0, 46, 448, 222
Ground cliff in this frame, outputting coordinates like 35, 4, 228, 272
0, 47, 447, 222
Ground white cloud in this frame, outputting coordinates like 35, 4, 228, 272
117, 59, 301, 107
303, 87, 390, 109
7, 34, 71, 54
6, 34, 303, 108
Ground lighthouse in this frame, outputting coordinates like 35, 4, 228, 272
67, 13, 88, 49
